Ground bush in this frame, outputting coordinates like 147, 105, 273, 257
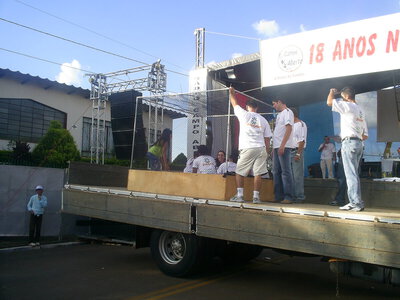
11, 141, 31, 161
32, 120, 80, 168
0, 150, 11, 162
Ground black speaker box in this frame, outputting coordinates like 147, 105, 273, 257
109, 90, 147, 160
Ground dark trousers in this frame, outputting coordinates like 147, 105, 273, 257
29, 214, 43, 243
334, 158, 347, 205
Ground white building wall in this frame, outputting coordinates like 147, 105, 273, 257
0, 77, 175, 154
0, 78, 110, 152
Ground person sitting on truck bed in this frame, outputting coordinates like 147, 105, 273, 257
146, 128, 172, 171
192, 145, 217, 174
217, 154, 237, 175
229, 87, 272, 204
183, 151, 199, 173
215, 150, 226, 169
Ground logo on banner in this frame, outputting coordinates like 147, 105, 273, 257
278, 45, 303, 72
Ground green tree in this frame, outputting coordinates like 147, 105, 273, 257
170, 153, 187, 171
173, 153, 187, 165
11, 140, 31, 161
33, 120, 80, 167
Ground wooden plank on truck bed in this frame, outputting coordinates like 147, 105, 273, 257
127, 170, 274, 201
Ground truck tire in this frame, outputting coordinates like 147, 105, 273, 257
150, 230, 204, 277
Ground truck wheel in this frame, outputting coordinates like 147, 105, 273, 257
150, 230, 204, 277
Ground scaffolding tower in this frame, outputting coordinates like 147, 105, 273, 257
87, 61, 167, 164
194, 28, 205, 69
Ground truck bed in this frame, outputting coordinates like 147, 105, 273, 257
62, 184, 400, 269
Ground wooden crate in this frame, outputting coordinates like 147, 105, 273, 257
127, 170, 274, 201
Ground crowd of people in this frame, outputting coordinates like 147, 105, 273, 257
144, 86, 368, 212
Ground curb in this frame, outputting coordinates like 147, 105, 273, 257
0, 241, 85, 253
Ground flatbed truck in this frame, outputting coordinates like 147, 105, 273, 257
62, 162, 400, 285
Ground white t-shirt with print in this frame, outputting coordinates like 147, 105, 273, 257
183, 157, 194, 173
319, 143, 335, 160
293, 120, 307, 148
273, 108, 296, 148
192, 155, 217, 174
217, 162, 237, 174
332, 99, 368, 139
234, 105, 272, 150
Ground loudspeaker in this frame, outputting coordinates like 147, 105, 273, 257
109, 90, 146, 160
308, 163, 322, 178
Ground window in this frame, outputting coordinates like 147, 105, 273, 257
81, 117, 114, 157
0, 98, 66, 143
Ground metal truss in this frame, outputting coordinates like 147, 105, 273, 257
87, 61, 167, 164
194, 28, 205, 69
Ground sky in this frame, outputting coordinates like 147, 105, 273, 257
1, 0, 400, 158
1, 0, 400, 92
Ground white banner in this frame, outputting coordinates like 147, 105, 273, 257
187, 68, 208, 157
260, 13, 400, 87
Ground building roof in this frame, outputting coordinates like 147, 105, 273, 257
0, 68, 90, 98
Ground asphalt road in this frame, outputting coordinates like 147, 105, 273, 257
1, 243, 399, 300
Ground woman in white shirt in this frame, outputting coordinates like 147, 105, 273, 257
192, 145, 216, 174
217, 155, 237, 174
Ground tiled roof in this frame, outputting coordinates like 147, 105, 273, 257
0, 68, 90, 98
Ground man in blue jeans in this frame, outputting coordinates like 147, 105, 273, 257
290, 108, 307, 203
272, 100, 295, 204
327, 87, 368, 212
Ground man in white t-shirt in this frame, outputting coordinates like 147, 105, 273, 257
272, 99, 296, 204
290, 108, 307, 203
192, 145, 216, 174
318, 136, 336, 179
327, 87, 368, 212
229, 87, 272, 204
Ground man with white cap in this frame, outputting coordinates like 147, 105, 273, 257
27, 185, 48, 246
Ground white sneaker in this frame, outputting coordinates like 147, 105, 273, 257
253, 197, 261, 204
339, 203, 355, 210
35, 242, 40, 246
29, 242, 36, 247
350, 206, 364, 212
230, 195, 244, 203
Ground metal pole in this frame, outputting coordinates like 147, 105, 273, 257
90, 97, 95, 163
225, 90, 232, 172
130, 96, 139, 169
96, 98, 100, 164
155, 96, 158, 139
101, 98, 106, 164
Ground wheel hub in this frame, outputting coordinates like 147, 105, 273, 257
159, 231, 187, 264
